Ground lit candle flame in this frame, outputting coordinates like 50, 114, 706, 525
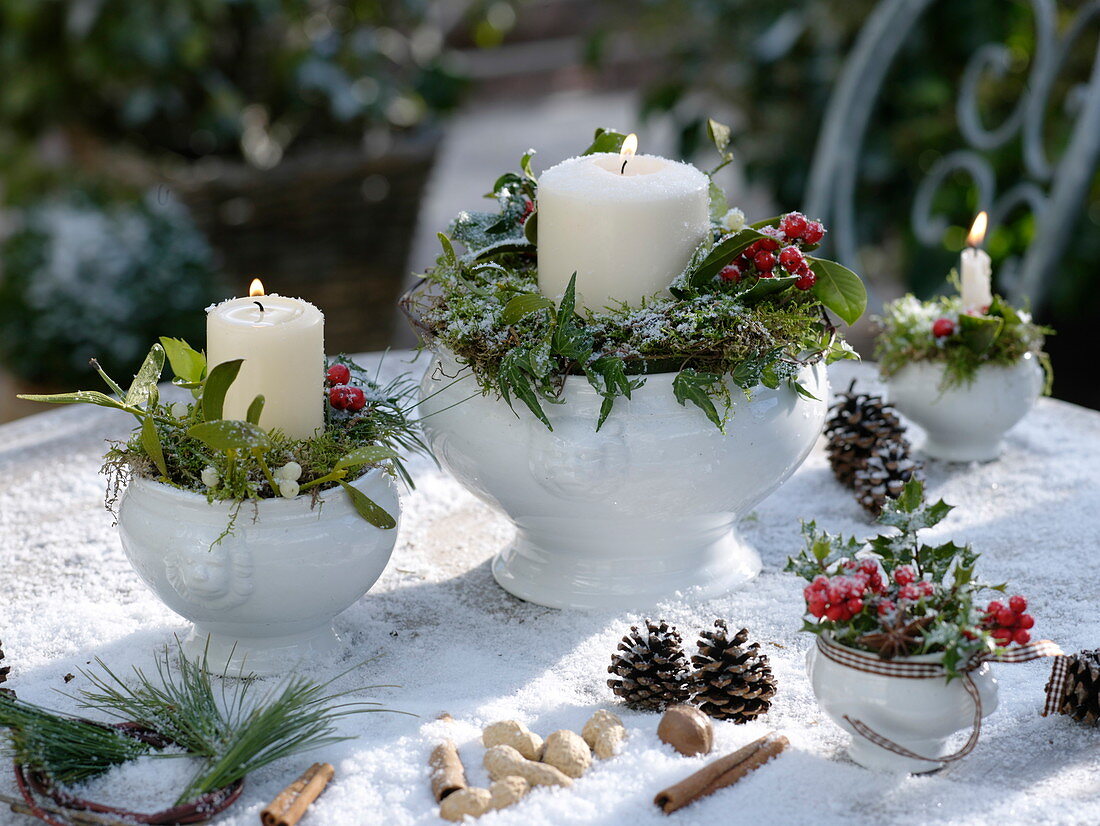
620, 133, 638, 158
967, 211, 988, 247
249, 278, 265, 297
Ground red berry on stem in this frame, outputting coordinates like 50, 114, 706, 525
795, 273, 816, 291
1018, 614, 1035, 629
328, 386, 349, 409
932, 318, 955, 338
801, 221, 825, 244
326, 364, 351, 385
992, 629, 1013, 645
1009, 595, 1027, 613
996, 608, 1017, 628
895, 566, 916, 586
825, 604, 845, 622
754, 251, 777, 272
779, 245, 804, 271
344, 386, 367, 412
780, 212, 808, 239
759, 237, 780, 252
719, 263, 742, 282
1013, 629, 1031, 645
986, 600, 1003, 616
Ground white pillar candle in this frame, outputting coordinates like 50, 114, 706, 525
206, 281, 325, 440
960, 211, 993, 313
536, 142, 710, 311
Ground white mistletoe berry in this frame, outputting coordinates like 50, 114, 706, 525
722, 207, 746, 233
200, 466, 220, 488
275, 461, 303, 482
170, 402, 189, 418
278, 479, 300, 499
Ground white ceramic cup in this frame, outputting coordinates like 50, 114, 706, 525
117, 469, 399, 675
886, 354, 1043, 462
807, 637, 999, 773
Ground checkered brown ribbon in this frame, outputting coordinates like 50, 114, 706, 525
816, 635, 1065, 764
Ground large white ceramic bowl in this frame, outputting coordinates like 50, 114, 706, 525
418, 350, 827, 609
886, 354, 1043, 462
807, 638, 998, 773
117, 469, 399, 674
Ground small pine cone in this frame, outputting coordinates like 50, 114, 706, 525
1054, 649, 1100, 725
824, 381, 908, 488
608, 620, 692, 711
690, 621, 777, 723
854, 439, 923, 516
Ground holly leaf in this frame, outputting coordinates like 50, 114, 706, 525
201, 359, 244, 422
736, 275, 800, 305
582, 127, 628, 155
339, 480, 397, 530
958, 313, 1004, 356
187, 420, 270, 452
688, 229, 767, 288
809, 258, 867, 325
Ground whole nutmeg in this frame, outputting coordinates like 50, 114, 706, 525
657, 704, 713, 757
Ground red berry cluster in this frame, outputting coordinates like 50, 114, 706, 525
519, 199, 534, 224
803, 559, 885, 622
983, 595, 1034, 646
326, 364, 366, 412
718, 211, 825, 291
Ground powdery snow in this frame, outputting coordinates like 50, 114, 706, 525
1, 355, 1099, 826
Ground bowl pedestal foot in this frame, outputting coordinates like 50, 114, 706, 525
183, 623, 341, 676
491, 517, 762, 610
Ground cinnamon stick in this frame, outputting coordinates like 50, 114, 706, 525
260, 762, 334, 826
654, 733, 788, 814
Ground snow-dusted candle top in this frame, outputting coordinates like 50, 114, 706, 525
538, 153, 708, 202
207, 293, 324, 329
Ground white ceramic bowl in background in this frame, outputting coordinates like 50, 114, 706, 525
886, 354, 1043, 462
418, 350, 827, 609
807, 638, 998, 773
117, 469, 399, 675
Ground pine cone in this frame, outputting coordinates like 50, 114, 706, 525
608, 620, 692, 711
1054, 649, 1100, 725
825, 381, 908, 487
854, 439, 923, 516
690, 621, 777, 723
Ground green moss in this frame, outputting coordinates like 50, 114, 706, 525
874, 292, 1053, 392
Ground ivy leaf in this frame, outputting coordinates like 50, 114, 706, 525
708, 179, 729, 221
958, 313, 1004, 356
467, 239, 534, 263
520, 149, 537, 181
582, 127, 628, 155
498, 349, 552, 429
338, 480, 397, 530
141, 411, 168, 478
809, 258, 867, 325
523, 209, 538, 244
158, 337, 206, 385
501, 293, 556, 325
689, 229, 767, 288
187, 420, 270, 452
124, 344, 166, 408
335, 445, 399, 470
672, 368, 723, 428
245, 395, 265, 425
437, 233, 458, 267
201, 359, 244, 422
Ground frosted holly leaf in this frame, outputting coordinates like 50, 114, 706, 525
186, 420, 270, 452
17, 390, 129, 410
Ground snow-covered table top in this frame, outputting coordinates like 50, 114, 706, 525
2, 354, 1099, 826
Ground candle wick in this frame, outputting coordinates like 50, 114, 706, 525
254, 300, 265, 312
620, 159, 628, 174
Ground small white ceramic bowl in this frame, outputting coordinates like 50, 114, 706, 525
886, 354, 1044, 462
807, 637, 998, 773
117, 469, 399, 675
418, 350, 827, 609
